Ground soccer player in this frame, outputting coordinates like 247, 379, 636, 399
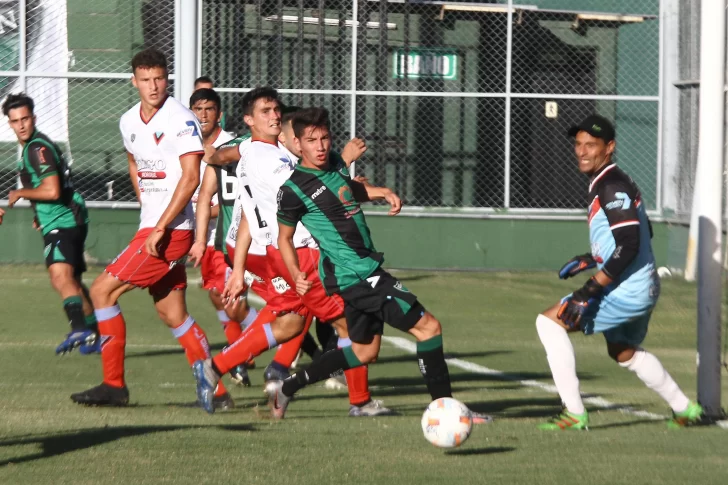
535, 115, 702, 430
193, 76, 226, 130
3, 93, 98, 355
187, 87, 258, 386
70, 48, 233, 408
271, 107, 483, 421
196, 89, 387, 417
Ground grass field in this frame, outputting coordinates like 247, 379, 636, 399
0, 265, 726, 485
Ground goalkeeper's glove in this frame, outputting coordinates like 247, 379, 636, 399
558, 253, 597, 279
557, 277, 603, 329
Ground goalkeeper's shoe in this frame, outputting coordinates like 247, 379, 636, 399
539, 410, 588, 430
71, 383, 129, 406
193, 359, 220, 415
56, 330, 97, 355
667, 401, 703, 429
230, 365, 252, 387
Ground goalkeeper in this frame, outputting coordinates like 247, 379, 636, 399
535, 115, 702, 430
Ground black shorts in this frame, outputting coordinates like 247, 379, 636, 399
339, 268, 426, 344
43, 225, 88, 275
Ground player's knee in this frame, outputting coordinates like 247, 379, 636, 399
353, 343, 379, 364
607, 343, 636, 363
414, 313, 442, 339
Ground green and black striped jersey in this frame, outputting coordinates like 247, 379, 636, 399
277, 156, 383, 293
17, 130, 88, 235
213, 133, 250, 252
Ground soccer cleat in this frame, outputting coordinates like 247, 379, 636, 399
539, 410, 589, 430
56, 330, 97, 355
470, 411, 494, 425
230, 365, 252, 387
263, 363, 290, 396
70, 383, 129, 406
78, 338, 101, 355
349, 400, 393, 417
323, 375, 348, 390
667, 401, 703, 429
212, 392, 235, 411
193, 359, 220, 415
267, 380, 291, 419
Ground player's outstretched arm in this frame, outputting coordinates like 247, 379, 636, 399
277, 222, 311, 296
144, 152, 201, 257
350, 180, 402, 216
206, 145, 239, 166
189, 164, 217, 267
126, 152, 142, 203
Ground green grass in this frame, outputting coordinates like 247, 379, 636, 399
0, 265, 726, 485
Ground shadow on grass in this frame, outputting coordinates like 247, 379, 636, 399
587, 418, 665, 430
445, 446, 516, 456
0, 424, 254, 467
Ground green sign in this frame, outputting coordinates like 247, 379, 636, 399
392, 49, 458, 80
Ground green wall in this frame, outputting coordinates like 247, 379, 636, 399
0, 207, 683, 271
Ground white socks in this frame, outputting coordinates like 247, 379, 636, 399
536, 314, 585, 415
619, 349, 690, 413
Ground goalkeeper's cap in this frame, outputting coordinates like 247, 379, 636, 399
567, 115, 615, 142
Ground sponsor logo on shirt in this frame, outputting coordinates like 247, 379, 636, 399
605, 192, 632, 211
137, 159, 167, 180
338, 185, 361, 218
311, 185, 327, 199
131, 134, 136, 142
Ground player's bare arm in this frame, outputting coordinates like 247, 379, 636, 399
277, 222, 312, 296
350, 180, 402, 216
222, 210, 253, 308
0, 207, 5, 224
126, 152, 141, 203
206, 145, 239, 166
340, 137, 367, 167
7, 175, 61, 207
144, 152, 201, 257
189, 164, 217, 267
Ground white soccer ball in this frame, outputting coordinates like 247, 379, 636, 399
421, 397, 473, 448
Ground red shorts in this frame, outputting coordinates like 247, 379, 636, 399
201, 246, 228, 292
227, 243, 307, 316
106, 228, 192, 295
267, 245, 344, 322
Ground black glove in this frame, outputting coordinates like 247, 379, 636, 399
558, 253, 597, 279
557, 277, 604, 329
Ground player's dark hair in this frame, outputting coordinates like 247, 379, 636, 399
2, 93, 34, 116
194, 75, 214, 87
241, 86, 279, 116
189, 88, 221, 111
131, 48, 168, 73
292, 107, 330, 139
281, 105, 302, 124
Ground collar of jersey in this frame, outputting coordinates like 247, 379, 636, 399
295, 163, 330, 174
588, 163, 617, 192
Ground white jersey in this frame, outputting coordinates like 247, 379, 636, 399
236, 140, 315, 250
225, 137, 267, 256
192, 129, 235, 246
120, 96, 204, 230
276, 146, 317, 249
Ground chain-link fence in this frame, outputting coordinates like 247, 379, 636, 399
0, 0, 176, 205
0, 0, 661, 214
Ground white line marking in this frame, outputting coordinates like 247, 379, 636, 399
382, 335, 666, 421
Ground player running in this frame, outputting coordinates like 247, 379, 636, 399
70, 48, 233, 408
187, 87, 258, 387
194, 89, 386, 417
3, 93, 98, 355
268, 107, 488, 422
535, 115, 702, 430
